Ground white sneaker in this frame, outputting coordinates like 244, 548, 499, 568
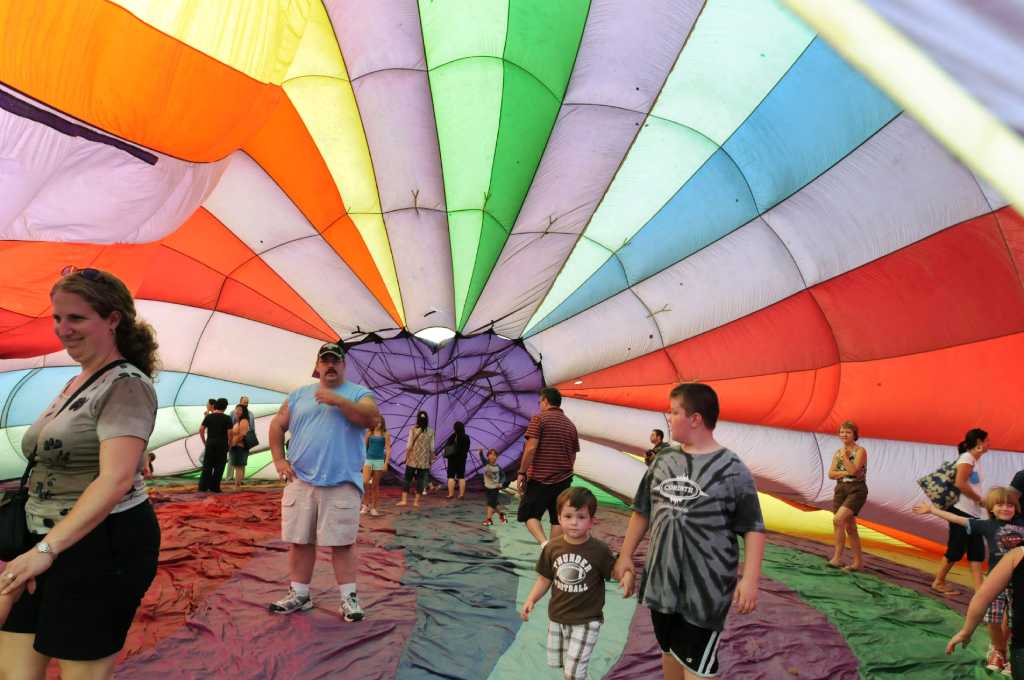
360, 504, 368, 514
268, 589, 313, 614
369, 508, 381, 517
340, 592, 364, 622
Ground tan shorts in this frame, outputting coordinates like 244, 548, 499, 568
281, 479, 361, 547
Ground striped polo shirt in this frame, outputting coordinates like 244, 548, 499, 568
525, 407, 579, 484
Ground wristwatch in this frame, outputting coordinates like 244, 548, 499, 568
36, 541, 55, 557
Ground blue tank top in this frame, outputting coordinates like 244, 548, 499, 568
366, 434, 386, 461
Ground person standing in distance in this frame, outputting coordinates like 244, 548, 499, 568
267, 342, 379, 622
517, 387, 580, 547
645, 429, 671, 467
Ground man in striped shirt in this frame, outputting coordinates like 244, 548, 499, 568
517, 387, 580, 546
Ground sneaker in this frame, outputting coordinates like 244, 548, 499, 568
269, 589, 313, 614
987, 646, 1006, 672
1002, 661, 1012, 676
369, 508, 381, 517
340, 593, 364, 622
483, 519, 493, 527
360, 505, 368, 515
499, 513, 508, 524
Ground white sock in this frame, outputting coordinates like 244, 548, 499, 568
291, 581, 310, 597
340, 582, 357, 599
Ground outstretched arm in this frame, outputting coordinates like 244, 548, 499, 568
948, 548, 1023, 654
912, 501, 969, 527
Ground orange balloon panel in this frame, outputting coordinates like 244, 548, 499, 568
0, 0, 282, 162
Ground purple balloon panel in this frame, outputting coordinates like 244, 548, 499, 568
343, 332, 544, 481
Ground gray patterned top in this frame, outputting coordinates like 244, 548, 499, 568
633, 446, 764, 631
23, 363, 157, 534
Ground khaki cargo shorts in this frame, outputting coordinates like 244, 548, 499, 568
281, 478, 360, 547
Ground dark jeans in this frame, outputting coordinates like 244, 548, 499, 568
199, 444, 227, 493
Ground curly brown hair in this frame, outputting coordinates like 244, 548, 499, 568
51, 269, 160, 378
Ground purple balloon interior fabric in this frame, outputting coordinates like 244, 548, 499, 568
343, 332, 543, 482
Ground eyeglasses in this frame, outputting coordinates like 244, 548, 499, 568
60, 266, 104, 282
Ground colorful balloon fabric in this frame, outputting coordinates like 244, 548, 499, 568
2, 0, 1023, 550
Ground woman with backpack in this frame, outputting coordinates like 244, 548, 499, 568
931, 428, 990, 596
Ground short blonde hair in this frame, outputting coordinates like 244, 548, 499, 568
984, 487, 1020, 516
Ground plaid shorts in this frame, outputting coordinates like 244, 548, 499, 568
547, 620, 602, 680
984, 588, 1013, 625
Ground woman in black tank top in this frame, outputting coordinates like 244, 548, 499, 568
948, 546, 1024, 678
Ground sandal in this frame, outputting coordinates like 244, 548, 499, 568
929, 583, 959, 597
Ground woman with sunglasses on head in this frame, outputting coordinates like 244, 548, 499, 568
0, 268, 161, 679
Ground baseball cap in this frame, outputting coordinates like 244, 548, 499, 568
317, 342, 345, 359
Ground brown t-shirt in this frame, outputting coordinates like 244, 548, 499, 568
536, 534, 615, 625
22, 363, 157, 534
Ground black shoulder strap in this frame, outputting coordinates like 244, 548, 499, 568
20, 359, 129, 488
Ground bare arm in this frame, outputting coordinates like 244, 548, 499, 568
948, 548, 1023, 654
912, 501, 969, 526
954, 463, 981, 503
614, 512, 650, 587
827, 452, 845, 480
384, 432, 391, 467
519, 437, 538, 477
270, 401, 294, 481
517, 437, 538, 492
1, 436, 144, 596
845, 447, 867, 477
734, 531, 766, 614
230, 420, 249, 448
199, 424, 207, 446
520, 575, 552, 621
316, 389, 379, 429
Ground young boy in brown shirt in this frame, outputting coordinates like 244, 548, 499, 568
521, 487, 635, 679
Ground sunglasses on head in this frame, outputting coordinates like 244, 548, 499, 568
61, 266, 104, 282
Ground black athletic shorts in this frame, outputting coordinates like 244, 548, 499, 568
485, 488, 500, 509
516, 477, 572, 525
944, 506, 985, 562
2, 501, 161, 660
651, 610, 722, 678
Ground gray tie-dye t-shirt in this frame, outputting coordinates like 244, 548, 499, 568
633, 446, 764, 631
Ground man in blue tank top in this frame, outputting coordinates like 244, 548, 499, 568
266, 342, 378, 622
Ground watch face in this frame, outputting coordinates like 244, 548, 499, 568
36, 542, 51, 554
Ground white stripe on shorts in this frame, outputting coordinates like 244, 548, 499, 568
698, 629, 720, 676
